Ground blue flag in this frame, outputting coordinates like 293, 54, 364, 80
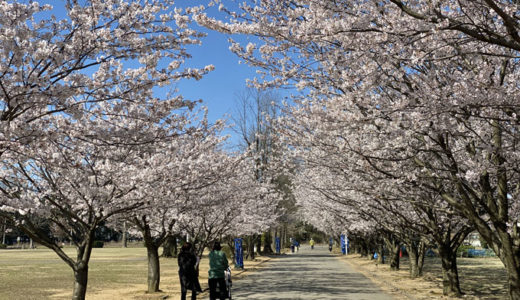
234, 238, 244, 268
340, 234, 346, 255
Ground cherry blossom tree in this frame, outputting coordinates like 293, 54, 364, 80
125, 119, 240, 293
176, 154, 280, 258
195, 1, 520, 298
0, 1, 214, 299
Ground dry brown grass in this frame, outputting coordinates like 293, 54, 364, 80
339, 253, 508, 300
0, 246, 271, 300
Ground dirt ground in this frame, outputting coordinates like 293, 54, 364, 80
339, 253, 508, 300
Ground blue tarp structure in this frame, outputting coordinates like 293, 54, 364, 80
467, 249, 495, 257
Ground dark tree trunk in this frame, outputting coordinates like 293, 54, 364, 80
70, 229, 95, 300
256, 235, 262, 255
263, 231, 273, 254
377, 243, 385, 264
146, 243, 161, 293
246, 236, 255, 260
438, 244, 462, 296
72, 265, 89, 300
359, 239, 369, 257
161, 235, 177, 258
271, 227, 277, 252
226, 240, 236, 263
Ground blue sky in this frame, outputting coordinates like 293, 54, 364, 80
175, 1, 277, 149
37, 0, 273, 149
176, 24, 259, 148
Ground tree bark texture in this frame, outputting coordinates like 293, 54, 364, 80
506, 266, 520, 300
262, 231, 273, 254
246, 235, 255, 260
438, 244, 462, 296
1, 217, 6, 244
377, 243, 385, 264
146, 244, 161, 293
122, 221, 127, 248
161, 235, 177, 258
72, 265, 89, 300
384, 237, 400, 271
407, 240, 425, 278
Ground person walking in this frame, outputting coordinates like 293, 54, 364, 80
178, 242, 202, 300
208, 241, 229, 300
310, 238, 315, 250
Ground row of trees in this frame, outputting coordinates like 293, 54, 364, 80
0, 1, 281, 300
195, 1, 520, 299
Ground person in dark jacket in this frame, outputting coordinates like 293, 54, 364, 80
208, 241, 229, 300
178, 242, 202, 300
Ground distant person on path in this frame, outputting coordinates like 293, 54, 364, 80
208, 241, 229, 300
329, 238, 333, 252
178, 242, 202, 300
310, 238, 315, 250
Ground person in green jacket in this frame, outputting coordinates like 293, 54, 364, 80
208, 241, 229, 300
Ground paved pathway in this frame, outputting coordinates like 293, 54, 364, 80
231, 245, 393, 300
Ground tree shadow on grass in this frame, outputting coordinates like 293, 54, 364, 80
407, 256, 507, 299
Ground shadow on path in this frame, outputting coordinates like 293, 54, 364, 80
232, 245, 394, 300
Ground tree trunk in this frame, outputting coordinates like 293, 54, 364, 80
282, 224, 287, 247
263, 231, 273, 254
161, 235, 177, 258
122, 221, 127, 248
246, 236, 255, 260
506, 266, 520, 300
271, 227, 277, 252
256, 235, 262, 254
407, 241, 425, 278
359, 239, 369, 257
377, 243, 385, 264
72, 265, 89, 300
146, 243, 161, 293
384, 238, 400, 271
438, 244, 462, 296
226, 240, 236, 263
2, 217, 6, 244
418, 242, 425, 276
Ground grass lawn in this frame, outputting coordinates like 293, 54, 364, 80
0, 245, 271, 300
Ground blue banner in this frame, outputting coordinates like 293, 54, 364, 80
275, 237, 281, 254
234, 238, 244, 268
340, 234, 346, 255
